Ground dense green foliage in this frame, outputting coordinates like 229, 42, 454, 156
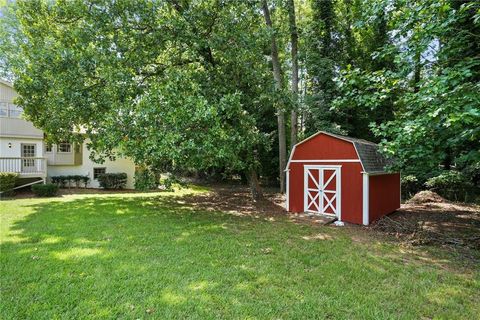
1, 191, 479, 318
425, 171, 478, 202
97, 173, 127, 189
333, 0, 480, 193
0, 172, 18, 196
31, 183, 59, 197
134, 168, 158, 191
0, 0, 478, 197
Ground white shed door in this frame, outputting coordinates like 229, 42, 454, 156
304, 166, 341, 217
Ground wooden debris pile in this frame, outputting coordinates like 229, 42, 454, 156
372, 215, 480, 249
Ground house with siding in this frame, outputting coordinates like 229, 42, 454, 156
0, 79, 136, 189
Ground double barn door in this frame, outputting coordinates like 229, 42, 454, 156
304, 166, 341, 217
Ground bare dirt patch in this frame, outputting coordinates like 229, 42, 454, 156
178, 184, 336, 224
178, 184, 285, 217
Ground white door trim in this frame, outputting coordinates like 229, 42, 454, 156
286, 169, 290, 211
304, 165, 342, 220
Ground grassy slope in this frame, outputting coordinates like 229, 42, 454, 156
1, 188, 479, 319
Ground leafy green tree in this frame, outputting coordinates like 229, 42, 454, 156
6, 0, 277, 198
334, 0, 479, 184
304, 0, 340, 136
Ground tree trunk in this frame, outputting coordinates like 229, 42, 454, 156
262, 0, 287, 193
288, 0, 299, 148
247, 169, 263, 201
413, 51, 421, 93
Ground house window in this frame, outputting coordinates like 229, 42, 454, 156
45, 144, 53, 153
21, 144, 36, 168
58, 142, 71, 153
0, 102, 7, 117
0, 102, 22, 118
22, 144, 36, 157
8, 104, 22, 118
93, 167, 106, 179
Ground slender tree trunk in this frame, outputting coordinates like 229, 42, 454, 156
247, 168, 263, 201
262, 0, 287, 193
413, 51, 421, 93
288, 0, 299, 148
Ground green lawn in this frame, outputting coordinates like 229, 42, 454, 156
1, 188, 479, 319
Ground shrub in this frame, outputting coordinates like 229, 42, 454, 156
51, 176, 68, 187
51, 175, 89, 188
425, 171, 477, 202
80, 175, 90, 188
463, 162, 480, 189
0, 173, 18, 197
31, 183, 59, 197
134, 169, 158, 191
401, 175, 423, 200
160, 175, 187, 192
98, 173, 127, 189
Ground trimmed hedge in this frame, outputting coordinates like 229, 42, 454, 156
51, 175, 90, 188
32, 183, 59, 197
98, 173, 127, 189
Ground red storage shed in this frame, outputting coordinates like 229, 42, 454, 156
286, 131, 400, 225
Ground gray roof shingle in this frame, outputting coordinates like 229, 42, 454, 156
322, 132, 392, 173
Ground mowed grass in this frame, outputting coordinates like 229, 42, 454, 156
1, 188, 479, 319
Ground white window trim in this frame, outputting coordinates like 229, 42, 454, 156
8, 103, 22, 118
57, 142, 72, 153
0, 101, 23, 118
0, 101, 8, 118
93, 167, 106, 180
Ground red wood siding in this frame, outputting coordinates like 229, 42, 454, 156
291, 133, 359, 161
288, 161, 364, 224
368, 173, 401, 223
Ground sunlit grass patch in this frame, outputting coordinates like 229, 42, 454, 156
0, 186, 479, 319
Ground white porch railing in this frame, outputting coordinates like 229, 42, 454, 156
0, 157, 47, 177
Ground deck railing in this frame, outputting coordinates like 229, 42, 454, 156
0, 157, 47, 176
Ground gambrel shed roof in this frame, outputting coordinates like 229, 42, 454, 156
287, 131, 393, 174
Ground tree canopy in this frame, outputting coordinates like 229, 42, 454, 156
1, 0, 479, 199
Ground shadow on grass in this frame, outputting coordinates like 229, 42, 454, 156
1, 194, 479, 319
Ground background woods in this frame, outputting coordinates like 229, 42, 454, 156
0, 0, 479, 201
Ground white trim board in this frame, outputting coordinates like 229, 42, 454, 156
289, 159, 360, 163
362, 173, 369, 225
0, 78, 13, 87
286, 169, 290, 211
